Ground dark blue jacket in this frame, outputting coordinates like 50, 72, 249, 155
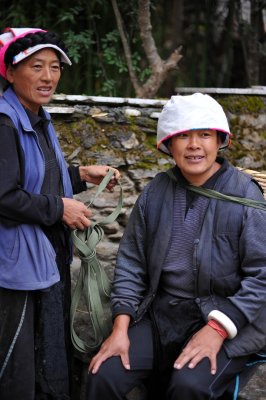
111, 164, 266, 357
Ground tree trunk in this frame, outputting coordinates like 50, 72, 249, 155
111, 0, 182, 98
246, 0, 264, 85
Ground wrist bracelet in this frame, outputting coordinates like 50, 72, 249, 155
208, 319, 228, 339
207, 310, 237, 339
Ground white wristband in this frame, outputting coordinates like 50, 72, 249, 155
208, 310, 237, 339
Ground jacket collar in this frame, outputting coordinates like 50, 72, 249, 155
3, 86, 51, 132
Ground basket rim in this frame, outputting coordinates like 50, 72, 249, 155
237, 167, 266, 200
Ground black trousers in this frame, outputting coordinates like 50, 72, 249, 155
86, 318, 251, 400
0, 291, 35, 400
0, 284, 71, 400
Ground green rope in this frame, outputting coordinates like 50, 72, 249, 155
70, 170, 123, 353
186, 185, 266, 210
166, 169, 266, 211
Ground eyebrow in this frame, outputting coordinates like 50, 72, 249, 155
31, 55, 60, 63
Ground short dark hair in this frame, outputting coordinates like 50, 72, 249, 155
218, 131, 227, 146
4, 31, 69, 67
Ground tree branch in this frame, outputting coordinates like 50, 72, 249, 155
142, 46, 183, 97
111, 0, 183, 98
110, 0, 143, 96
137, 0, 182, 97
137, 0, 163, 73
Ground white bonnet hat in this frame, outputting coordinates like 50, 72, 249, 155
157, 93, 231, 154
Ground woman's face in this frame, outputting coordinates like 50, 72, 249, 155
6, 48, 61, 114
169, 129, 221, 186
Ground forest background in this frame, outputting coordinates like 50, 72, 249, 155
0, 0, 265, 99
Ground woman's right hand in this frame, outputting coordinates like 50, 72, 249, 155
61, 198, 92, 230
88, 315, 131, 374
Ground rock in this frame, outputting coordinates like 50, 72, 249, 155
124, 108, 142, 117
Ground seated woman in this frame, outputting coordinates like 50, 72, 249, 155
87, 93, 266, 400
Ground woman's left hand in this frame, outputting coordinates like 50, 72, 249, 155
79, 165, 120, 191
173, 324, 225, 375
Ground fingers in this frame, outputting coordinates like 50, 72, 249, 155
209, 355, 217, 375
79, 165, 121, 186
110, 167, 121, 181
71, 214, 91, 230
105, 168, 121, 192
88, 326, 130, 375
62, 198, 92, 230
106, 168, 121, 193
73, 206, 91, 230
174, 351, 217, 376
121, 353, 130, 371
89, 350, 130, 375
106, 179, 118, 192
88, 345, 130, 375
105, 166, 120, 180
174, 346, 199, 371
173, 325, 223, 375
89, 350, 110, 374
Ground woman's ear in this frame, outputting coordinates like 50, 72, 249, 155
6, 65, 15, 84
168, 139, 172, 155
217, 131, 222, 149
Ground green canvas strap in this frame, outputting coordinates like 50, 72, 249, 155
166, 169, 266, 211
70, 169, 123, 353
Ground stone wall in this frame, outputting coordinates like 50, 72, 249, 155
46, 91, 266, 399
48, 90, 266, 286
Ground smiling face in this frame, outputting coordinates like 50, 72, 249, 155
6, 48, 61, 114
168, 129, 221, 186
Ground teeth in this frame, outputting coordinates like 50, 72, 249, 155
187, 156, 203, 159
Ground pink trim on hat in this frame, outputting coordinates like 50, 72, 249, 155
157, 128, 232, 150
0, 28, 46, 79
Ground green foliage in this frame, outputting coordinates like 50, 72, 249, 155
1, 0, 266, 97
131, 50, 151, 82
94, 30, 150, 96
101, 79, 117, 96
101, 31, 127, 73
63, 30, 95, 64
57, 6, 84, 24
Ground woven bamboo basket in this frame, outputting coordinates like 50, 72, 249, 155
238, 168, 266, 200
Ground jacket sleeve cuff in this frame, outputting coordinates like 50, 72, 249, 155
56, 195, 64, 220
208, 310, 237, 339
68, 165, 87, 194
112, 306, 136, 323
217, 301, 248, 331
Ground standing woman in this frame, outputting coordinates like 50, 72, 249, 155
0, 28, 120, 400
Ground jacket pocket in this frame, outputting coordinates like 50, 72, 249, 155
211, 233, 242, 296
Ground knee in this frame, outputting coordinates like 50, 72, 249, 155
167, 369, 193, 396
87, 358, 126, 399
167, 368, 209, 399
87, 363, 117, 394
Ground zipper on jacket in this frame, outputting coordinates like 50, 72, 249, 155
193, 238, 200, 298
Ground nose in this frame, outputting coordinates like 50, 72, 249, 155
41, 66, 52, 81
187, 134, 200, 148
